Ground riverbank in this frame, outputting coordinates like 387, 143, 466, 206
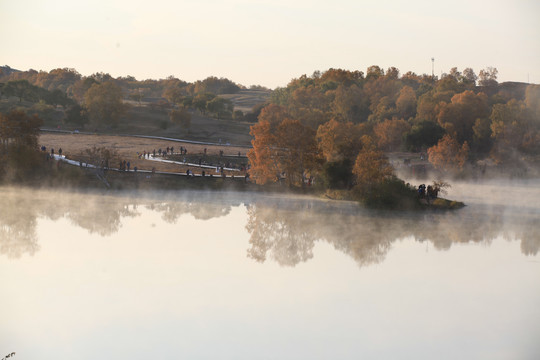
3, 151, 465, 211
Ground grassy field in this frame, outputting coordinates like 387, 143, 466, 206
220, 89, 271, 113
1, 88, 269, 146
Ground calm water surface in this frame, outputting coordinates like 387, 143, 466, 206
1, 181, 539, 360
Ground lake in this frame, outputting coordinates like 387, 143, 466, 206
1, 181, 539, 360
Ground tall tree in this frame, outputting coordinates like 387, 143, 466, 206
478, 67, 498, 87
248, 116, 319, 186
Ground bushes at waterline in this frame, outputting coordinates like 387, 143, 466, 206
352, 176, 420, 209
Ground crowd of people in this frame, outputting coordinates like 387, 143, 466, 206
417, 184, 440, 201
40, 142, 250, 181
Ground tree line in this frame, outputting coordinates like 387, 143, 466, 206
0, 66, 253, 128
248, 66, 539, 205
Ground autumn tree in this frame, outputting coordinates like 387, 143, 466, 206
351, 135, 395, 202
257, 104, 289, 125
248, 120, 279, 184
395, 85, 417, 119
490, 99, 539, 160
331, 84, 369, 123
72, 77, 98, 103
288, 85, 331, 128
84, 81, 125, 126
0, 110, 43, 149
316, 118, 362, 162
247, 104, 290, 184
248, 108, 319, 187
427, 134, 469, 172
276, 119, 320, 186
316, 119, 363, 189
436, 90, 489, 144
373, 118, 411, 151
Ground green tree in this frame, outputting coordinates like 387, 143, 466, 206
64, 104, 89, 127
84, 82, 125, 126
0, 110, 43, 179
206, 97, 233, 119
4, 80, 35, 102
404, 120, 446, 151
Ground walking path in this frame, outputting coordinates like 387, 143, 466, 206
52, 154, 247, 179
144, 154, 240, 172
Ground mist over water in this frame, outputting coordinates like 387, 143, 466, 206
1, 182, 539, 359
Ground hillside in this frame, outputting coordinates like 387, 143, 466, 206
220, 89, 271, 113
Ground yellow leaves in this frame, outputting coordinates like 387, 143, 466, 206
352, 136, 393, 188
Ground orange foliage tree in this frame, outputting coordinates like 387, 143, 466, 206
373, 118, 411, 151
427, 134, 469, 171
436, 90, 489, 144
352, 136, 394, 190
395, 85, 417, 119
316, 119, 363, 162
276, 119, 319, 186
248, 105, 320, 186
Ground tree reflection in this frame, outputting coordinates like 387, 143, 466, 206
154, 201, 231, 224
0, 187, 234, 258
245, 200, 540, 267
1, 186, 538, 263
246, 205, 316, 266
0, 190, 39, 258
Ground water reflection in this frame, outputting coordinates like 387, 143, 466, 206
1, 186, 538, 265
246, 200, 540, 267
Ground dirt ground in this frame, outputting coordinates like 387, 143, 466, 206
39, 132, 251, 175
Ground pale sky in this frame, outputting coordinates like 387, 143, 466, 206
1, 0, 539, 88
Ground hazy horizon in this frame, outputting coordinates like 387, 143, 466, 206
1, 0, 539, 88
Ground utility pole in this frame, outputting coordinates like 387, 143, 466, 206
431, 57, 435, 79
